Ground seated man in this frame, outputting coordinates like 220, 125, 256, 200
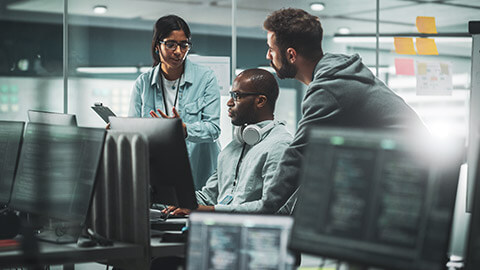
167, 68, 292, 215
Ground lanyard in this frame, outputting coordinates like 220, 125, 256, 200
232, 143, 247, 193
159, 72, 181, 116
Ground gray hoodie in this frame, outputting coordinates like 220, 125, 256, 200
261, 53, 427, 214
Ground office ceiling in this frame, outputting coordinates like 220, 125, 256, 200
3, 0, 479, 36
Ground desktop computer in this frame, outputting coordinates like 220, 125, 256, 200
109, 117, 197, 209
9, 123, 106, 243
289, 127, 464, 270
186, 212, 296, 270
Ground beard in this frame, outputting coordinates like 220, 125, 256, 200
230, 104, 257, 126
270, 55, 297, 79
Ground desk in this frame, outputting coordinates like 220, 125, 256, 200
151, 241, 185, 258
0, 240, 143, 269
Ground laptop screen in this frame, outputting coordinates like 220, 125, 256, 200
186, 212, 296, 270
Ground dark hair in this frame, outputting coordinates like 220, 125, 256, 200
151, 15, 191, 66
238, 68, 279, 112
264, 8, 323, 62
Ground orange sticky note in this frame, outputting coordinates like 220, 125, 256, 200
394, 37, 416, 55
395, 58, 415, 76
416, 38, 438, 55
416, 16, 437, 34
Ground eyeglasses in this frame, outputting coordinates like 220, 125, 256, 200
159, 40, 192, 51
229, 91, 264, 101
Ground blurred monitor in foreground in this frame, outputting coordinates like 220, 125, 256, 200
27, 109, 78, 126
0, 121, 25, 206
109, 117, 197, 209
186, 212, 295, 270
465, 133, 480, 270
9, 123, 105, 243
289, 127, 464, 270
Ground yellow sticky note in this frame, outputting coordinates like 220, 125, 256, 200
416, 38, 438, 55
394, 37, 416, 55
416, 16, 437, 34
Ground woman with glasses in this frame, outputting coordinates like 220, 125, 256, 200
129, 15, 221, 190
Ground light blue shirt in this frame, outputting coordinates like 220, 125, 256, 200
196, 121, 293, 212
129, 58, 221, 189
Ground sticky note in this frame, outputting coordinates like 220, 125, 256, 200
394, 37, 416, 55
416, 38, 438, 55
417, 62, 427, 75
395, 58, 415, 76
416, 16, 437, 34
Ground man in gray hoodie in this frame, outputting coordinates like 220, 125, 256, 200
261, 8, 427, 214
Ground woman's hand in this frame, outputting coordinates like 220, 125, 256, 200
149, 107, 187, 138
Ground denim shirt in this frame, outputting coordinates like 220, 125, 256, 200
195, 120, 293, 212
128, 58, 221, 189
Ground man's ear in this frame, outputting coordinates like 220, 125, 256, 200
256, 95, 268, 108
286, 48, 297, 64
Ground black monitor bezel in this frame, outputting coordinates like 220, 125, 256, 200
109, 117, 198, 209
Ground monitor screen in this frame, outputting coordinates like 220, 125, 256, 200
109, 117, 197, 209
9, 123, 105, 223
186, 212, 296, 270
0, 121, 25, 205
27, 109, 78, 126
289, 127, 463, 270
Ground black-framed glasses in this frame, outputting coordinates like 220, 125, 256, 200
229, 91, 263, 101
159, 40, 192, 51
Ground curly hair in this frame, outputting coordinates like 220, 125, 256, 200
264, 8, 323, 62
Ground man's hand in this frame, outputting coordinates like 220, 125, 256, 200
162, 204, 215, 216
149, 107, 187, 137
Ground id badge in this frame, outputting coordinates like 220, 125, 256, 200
219, 194, 233, 205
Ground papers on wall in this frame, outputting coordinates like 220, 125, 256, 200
416, 61, 453, 95
188, 55, 231, 96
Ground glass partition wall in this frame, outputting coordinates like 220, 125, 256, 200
0, 1, 475, 141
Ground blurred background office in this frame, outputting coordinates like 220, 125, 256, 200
0, 0, 476, 147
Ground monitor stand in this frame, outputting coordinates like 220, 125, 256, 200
36, 219, 83, 244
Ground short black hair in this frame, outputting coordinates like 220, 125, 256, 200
264, 8, 323, 62
237, 68, 279, 112
151, 15, 191, 66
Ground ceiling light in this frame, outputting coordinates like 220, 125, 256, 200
310, 2, 325, 11
93, 5, 108, 14
337, 27, 351, 35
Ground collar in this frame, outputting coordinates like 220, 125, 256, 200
151, 59, 194, 88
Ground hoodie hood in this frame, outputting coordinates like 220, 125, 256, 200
312, 53, 375, 85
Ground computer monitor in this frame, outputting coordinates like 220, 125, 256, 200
9, 123, 105, 242
465, 136, 480, 270
289, 127, 464, 270
186, 212, 296, 270
109, 117, 198, 209
0, 121, 25, 206
27, 109, 78, 126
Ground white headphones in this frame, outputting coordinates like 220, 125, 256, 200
233, 121, 277, 146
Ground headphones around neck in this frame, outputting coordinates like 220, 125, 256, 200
234, 121, 278, 146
